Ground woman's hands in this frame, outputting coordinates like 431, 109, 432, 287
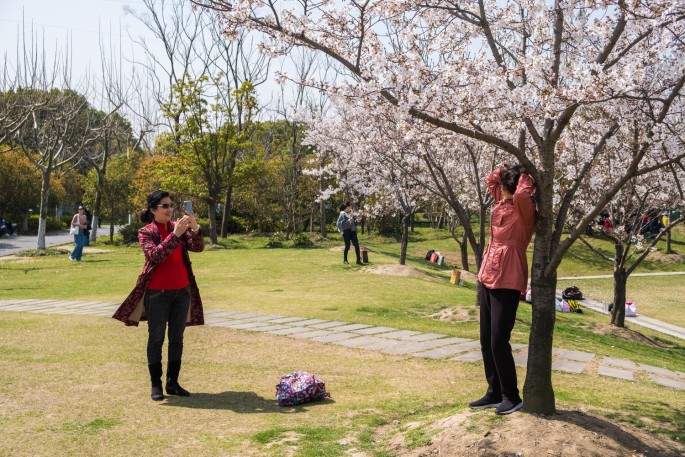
173, 212, 200, 237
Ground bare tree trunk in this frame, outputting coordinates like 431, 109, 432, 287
220, 184, 234, 237
320, 198, 328, 238
37, 170, 51, 250
523, 176, 556, 415
207, 199, 218, 244
460, 231, 469, 271
399, 213, 411, 265
665, 209, 673, 254
410, 211, 415, 232
611, 267, 627, 327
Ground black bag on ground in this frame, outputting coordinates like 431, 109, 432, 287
562, 286, 583, 300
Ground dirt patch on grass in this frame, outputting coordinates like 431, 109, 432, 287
388, 409, 683, 457
592, 323, 674, 348
361, 264, 434, 280
430, 306, 478, 323
645, 251, 685, 263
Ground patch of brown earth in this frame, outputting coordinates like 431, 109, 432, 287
361, 264, 434, 281
388, 409, 683, 457
645, 251, 685, 263
430, 306, 478, 323
592, 323, 674, 348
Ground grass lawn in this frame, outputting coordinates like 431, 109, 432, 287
0, 228, 684, 455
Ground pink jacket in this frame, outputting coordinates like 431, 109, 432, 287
477, 167, 536, 292
112, 222, 205, 326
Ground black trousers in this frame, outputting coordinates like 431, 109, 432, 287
144, 287, 191, 365
479, 284, 521, 402
342, 229, 360, 262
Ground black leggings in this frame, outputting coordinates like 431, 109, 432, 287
144, 287, 190, 365
342, 229, 360, 262
478, 284, 521, 402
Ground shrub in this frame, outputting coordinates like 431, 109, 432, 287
291, 233, 313, 248
266, 232, 285, 248
27, 215, 65, 232
118, 221, 145, 244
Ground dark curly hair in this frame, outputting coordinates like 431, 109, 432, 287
139, 190, 170, 223
500, 164, 526, 195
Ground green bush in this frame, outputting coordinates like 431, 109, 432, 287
15, 248, 71, 257
27, 215, 66, 232
118, 221, 145, 244
266, 232, 285, 248
291, 233, 314, 248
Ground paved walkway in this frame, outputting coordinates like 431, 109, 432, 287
559, 271, 685, 280
1, 298, 684, 391
0, 225, 119, 257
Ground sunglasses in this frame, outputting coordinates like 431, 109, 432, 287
156, 203, 173, 209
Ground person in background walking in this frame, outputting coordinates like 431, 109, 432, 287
470, 164, 536, 415
337, 202, 362, 265
112, 190, 205, 401
69, 205, 88, 261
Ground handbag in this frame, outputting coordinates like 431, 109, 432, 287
276, 371, 330, 406
69, 225, 79, 236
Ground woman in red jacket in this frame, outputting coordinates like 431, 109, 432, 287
113, 190, 205, 401
470, 164, 536, 415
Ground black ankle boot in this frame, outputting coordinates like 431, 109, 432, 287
166, 360, 191, 397
148, 362, 164, 401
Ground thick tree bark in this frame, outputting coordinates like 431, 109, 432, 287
220, 184, 234, 237
399, 213, 411, 265
37, 170, 51, 250
611, 267, 627, 327
460, 231, 469, 271
665, 210, 673, 254
319, 199, 327, 238
207, 198, 218, 244
523, 168, 556, 415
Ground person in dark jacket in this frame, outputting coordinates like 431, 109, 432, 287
112, 190, 205, 401
470, 164, 536, 415
336, 202, 362, 265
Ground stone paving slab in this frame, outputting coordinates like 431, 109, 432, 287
602, 357, 637, 370
649, 375, 685, 391
307, 321, 349, 329
329, 323, 372, 333
383, 337, 472, 355
226, 321, 279, 330
296, 319, 331, 326
413, 341, 481, 359
511, 344, 527, 351
358, 338, 407, 351
335, 335, 393, 348
404, 333, 449, 342
639, 364, 681, 380
203, 317, 235, 325
233, 315, 284, 323
452, 351, 483, 362
265, 326, 313, 336
0, 299, 37, 305
289, 330, 335, 340
598, 365, 635, 381
351, 326, 398, 335
552, 360, 587, 374
378, 330, 423, 340
513, 351, 528, 367
557, 350, 595, 363
310, 332, 359, 343
227, 312, 264, 320
239, 324, 292, 333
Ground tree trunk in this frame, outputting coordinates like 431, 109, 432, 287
399, 213, 410, 265
22, 213, 29, 233
522, 174, 557, 415
460, 231, 469, 271
410, 211, 415, 233
220, 184, 234, 238
207, 199, 218, 244
90, 170, 104, 242
37, 170, 51, 250
665, 210, 673, 254
320, 198, 328, 238
611, 240, 627, 327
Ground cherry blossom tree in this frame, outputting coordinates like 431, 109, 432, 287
196, 0, 685, 413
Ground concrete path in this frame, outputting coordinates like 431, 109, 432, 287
558, 271, 685, 280
0, 225, 119, 256
1, 298, 684, 392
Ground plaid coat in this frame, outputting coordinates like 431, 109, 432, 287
112, 221, 205, 326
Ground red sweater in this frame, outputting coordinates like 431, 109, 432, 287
147, 221, 190, 290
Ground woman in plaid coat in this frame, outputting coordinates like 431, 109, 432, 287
113, 190, 205, 401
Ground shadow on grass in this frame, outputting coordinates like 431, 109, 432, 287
549, 409, 684, 456
162, 391, 335, 413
